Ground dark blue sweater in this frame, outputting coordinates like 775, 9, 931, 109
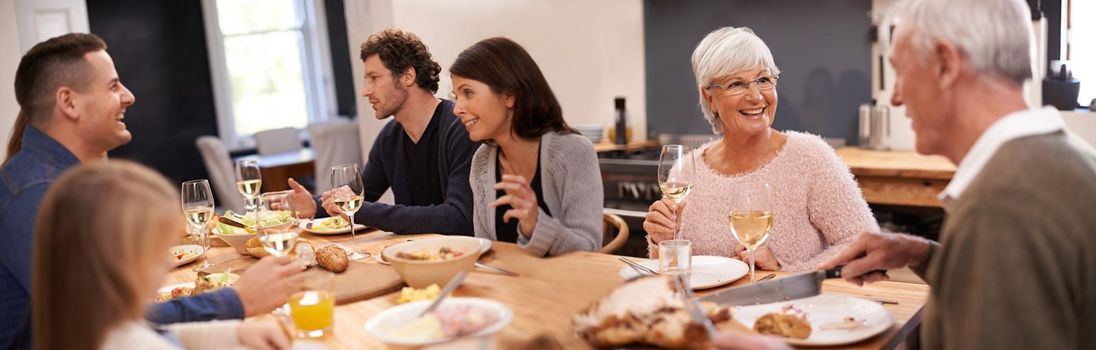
348, 99, 479, 234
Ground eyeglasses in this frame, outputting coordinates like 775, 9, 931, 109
705, 75, 779, 96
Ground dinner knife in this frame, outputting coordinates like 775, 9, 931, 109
474, 262, 521, 277
700, 267, 848, 305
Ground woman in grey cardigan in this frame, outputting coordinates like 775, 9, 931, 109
449, 37, 603, 256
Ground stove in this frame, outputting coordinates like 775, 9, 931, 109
598, 150, 664, 257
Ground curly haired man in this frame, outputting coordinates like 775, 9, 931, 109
285, 28, 480, 236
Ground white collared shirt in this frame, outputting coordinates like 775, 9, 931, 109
939, 106, 1066, 208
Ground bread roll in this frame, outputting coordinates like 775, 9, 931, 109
316, 245, 349, 272
245, 237, 269, 258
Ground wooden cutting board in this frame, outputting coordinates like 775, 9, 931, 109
200, 257, 404, 305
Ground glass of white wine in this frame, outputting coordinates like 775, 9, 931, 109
235, 159, 262, 231
257, 193, 299, 257
331, 164, 367, 260
181, 179, 215, 271
259, 230, 299, 257
728, 180, 774, 283
658, 144, 695, 239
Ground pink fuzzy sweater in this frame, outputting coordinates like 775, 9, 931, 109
648, 131, 878, 272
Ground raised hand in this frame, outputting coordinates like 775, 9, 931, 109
279, 178, 316, 219
490, 174, 540, 237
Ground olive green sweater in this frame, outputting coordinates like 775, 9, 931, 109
920, 132, 1096, 349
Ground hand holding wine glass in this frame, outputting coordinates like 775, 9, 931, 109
728, 180, 774, 282
181, 179, 215, 271
331, 164, 367, 260
657, 145, 695, 239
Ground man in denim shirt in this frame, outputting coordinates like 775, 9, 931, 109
1, 33, 301, 349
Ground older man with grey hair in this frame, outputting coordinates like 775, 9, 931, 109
812, 0, 1096, 349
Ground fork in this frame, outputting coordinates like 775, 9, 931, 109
618, 257, 659, 275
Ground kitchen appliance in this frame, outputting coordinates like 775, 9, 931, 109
599, 149, 664, 257
858, 103, 891, 150
1044, 61, 1081, 110
609, 97, 630, 145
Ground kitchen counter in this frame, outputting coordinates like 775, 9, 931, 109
594, 140, 661, 153
835, 147, 955, 207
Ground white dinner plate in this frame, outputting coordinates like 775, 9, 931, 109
299, 217, 368, 235
376, 238, 492, 265
363, 297, 513, 346
170, 245, 203, 267
617, 255, 749, 290
733, 294, 893, 346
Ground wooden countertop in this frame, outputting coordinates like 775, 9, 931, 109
594, 140, 660, 153
835, 147, 956, 207
168, 231, 928, 349
835, 147, 955, 180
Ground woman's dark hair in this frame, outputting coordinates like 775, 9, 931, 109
450, 37, 574, 140
360, 28, 441, 93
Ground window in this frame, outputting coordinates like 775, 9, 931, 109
202, 0, 337, 150
1069, 0, 1094, 107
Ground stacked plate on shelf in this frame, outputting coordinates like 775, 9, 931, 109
575, 125, 604, 144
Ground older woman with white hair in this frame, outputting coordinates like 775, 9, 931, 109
642, 27, 878, 272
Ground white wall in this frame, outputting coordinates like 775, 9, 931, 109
391, 0, 646, 138
344, 0, 395, 203
1, 0, 23, 160
345, 0, 647, 151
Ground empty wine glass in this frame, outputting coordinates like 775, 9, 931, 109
728, 180, 774, 282
331, 164, 367, 260
181, 179, 215, 271
657, 144, 695, 239
235, 159, 262, 231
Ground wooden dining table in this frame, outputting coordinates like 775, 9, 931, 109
168, 230, 929, 349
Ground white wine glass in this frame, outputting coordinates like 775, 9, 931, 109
728, 180, 774, 283
235, 159, 262, 231
181, 179, 215, 271
257, 193, 299, 257
657, 144, 695, 239
331, 164, 367, 260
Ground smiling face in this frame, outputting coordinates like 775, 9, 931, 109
72, 50, 135, 153
362, 54, 409, 120
704, 67, 778, 138
450, 74, 515, 142
889, 29, 952, 155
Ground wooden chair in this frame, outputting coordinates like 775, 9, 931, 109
599, 211, 630, 254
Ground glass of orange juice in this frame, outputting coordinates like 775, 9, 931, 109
289, 271, 335, 338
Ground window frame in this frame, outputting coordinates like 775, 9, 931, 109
200, 0, 339, 151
